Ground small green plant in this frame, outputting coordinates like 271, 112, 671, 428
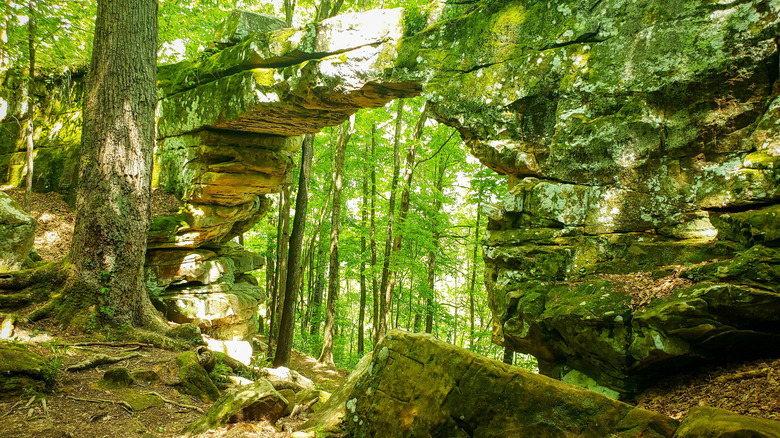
209, 359, 232, 385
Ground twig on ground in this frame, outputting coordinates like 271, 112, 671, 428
146, 391, 204, 413
2, 400, 22, 418
65, 352, 143, 371
65, 395, 133, 413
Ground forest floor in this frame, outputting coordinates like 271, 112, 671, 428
1, 189, 778, 437
0, 319, 347, 438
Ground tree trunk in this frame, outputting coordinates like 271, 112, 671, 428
24, 0, 35, 212
503, 347, 514, 365
377, 99, 404, 341
0, 0, 11, 69
469, 195, 482, 346
274, 134, 313, 367
369, 123, 379, 344
283, 0, 295, 26
269, 184, 292, 352
358, 144, 368, 354
318, 116, 353, 365
425, 154, 448, 334
66, 0, 163, 329
309, 241, 326, 336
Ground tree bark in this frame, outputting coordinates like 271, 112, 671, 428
468, 194, 482, 346
318, 116, 353, 365
274, 134, 313, 367
377, 99, 404, 341
369, 123, 379, 344
425, 154, 448, 333
283, 0, 295, 26
269, 184, 291, 352
24, 0, 35, 212
309, 241, 326, 336
66, 0, 163, 329
358, 144, 368, 354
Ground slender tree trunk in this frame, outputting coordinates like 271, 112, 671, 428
358, 147, 368, 354
369, 124, 379, 344
283, 0, 295, 26
425, 155, 447, 333
24, 0, 36, 212
469, 194, 482, 346
269, 185, 292, 352
377, 99, 404, 341
309, 241, 326, 336
274, 135, 313, 367
66, 0, 164, 329
0, 0, 11, 69
503, 347, 514, 365
318, 116, 353, 365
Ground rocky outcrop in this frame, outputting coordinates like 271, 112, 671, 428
413, 0, 780, 397
342, 330, 678, 437
0, 191, 36, 272
147, 242, 265, 341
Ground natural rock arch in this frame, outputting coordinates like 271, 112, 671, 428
2, 0, 779, 398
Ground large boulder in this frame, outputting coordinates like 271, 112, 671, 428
674, 406, 780, 438
344, 330, 678, 438
0, 191, 35, 272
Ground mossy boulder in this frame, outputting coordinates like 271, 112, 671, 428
182, 378, 288, 436
102, 367, 135, 388
176, 351, 220, 403
675, 406, 780, 438
344, 330, 678, 437
0, 343, 50, 395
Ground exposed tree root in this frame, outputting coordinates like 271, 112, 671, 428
65, 352, 144, 372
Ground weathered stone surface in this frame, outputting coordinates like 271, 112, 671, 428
183, 379, 288, 436
0, 191, 36, 272
212, 10, 287, 49
674, 406, 780, 438
153, 281, 262, 326
344, 330, 678, 438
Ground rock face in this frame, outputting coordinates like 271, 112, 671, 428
0, 191, 36, 272
343, 330, 679, 437
674, 406, 780, 438
407, 0, 780, 397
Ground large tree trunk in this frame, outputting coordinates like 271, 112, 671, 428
318, 116, 353, 365
66, 0, 163, 329
24, 0, 35, 212
377, 99, 404, 341
274, 134, 313, 367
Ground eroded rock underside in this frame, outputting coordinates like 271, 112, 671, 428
1, 0, 780, 399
